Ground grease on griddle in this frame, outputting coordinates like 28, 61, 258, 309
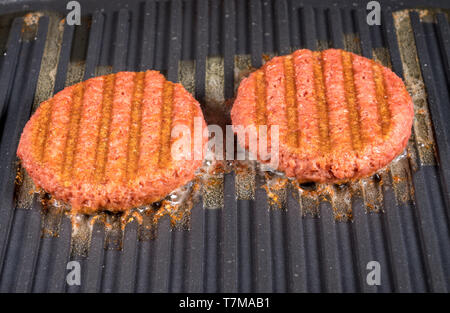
393, 9, 437, 166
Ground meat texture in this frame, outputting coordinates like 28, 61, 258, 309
231, 49, 414, 182
17, 70, 207, 213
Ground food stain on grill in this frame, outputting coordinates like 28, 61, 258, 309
35, 175, 203, 256
234, 160, 256, 200
40, 196, 67, 237
317, 39, 330, 51
343, 33, 362, 55
13, 13, 66, 210
360, 175, 385, 213
14, 161, 36, 209
205, 56, 225, 110
234, 54, 252, 92
22, 12, 43, 40
29, 150, 416, 248
393, 10, 436, 166
372, 48, 416, 203
261, 172, 288, 210
179, 60, 195, 95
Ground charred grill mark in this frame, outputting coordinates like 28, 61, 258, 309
342, 51, 363, 151
62, 83, 85, 184
254, 70, 267, 127
284, 56, 299, 148
158, 81, 174, 168
137, 72, 164, 172
190, 100, 196, 155
126, 72, 145, 181
94, 74, 116, 183
351, 54, 383, 146
372, 63, 391, 137
34, 100, 53, 162
312, 51, 330, 153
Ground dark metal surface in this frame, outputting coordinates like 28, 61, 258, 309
0, 0, 449, 293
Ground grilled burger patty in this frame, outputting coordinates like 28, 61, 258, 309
17, 70, 207, 213
231, 49, 414, 182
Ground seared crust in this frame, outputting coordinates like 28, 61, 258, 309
17, 70, 207, 213
231, 49, 414, 182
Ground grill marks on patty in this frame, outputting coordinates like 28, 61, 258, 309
34, 99, 53, 163
352, 51, 384, 146
284, 56, 299, 148
158, 81, 174, 169
323, 50, 353, 155
73, 77, 107, 184
251, 49, 393, 155
126, 72, 145, 181
94, 74, 116, 184
20, 70, 206, 211
342, 51, 363, 151
254, 70, 267, 128
312, 51, 331, 153
62, 83, 85, 185
31, 72, 183, 185
372, 62, 391, 137
231, 48, 414, 182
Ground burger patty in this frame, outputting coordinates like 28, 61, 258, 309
231, 49, 414, 182
17, 70, 207, 213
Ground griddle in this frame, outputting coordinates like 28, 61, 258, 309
0, 0, 449, 293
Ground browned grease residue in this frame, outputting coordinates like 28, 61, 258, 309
16, 143, 417, 255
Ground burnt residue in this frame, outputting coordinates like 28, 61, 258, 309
393, 9, 437, 166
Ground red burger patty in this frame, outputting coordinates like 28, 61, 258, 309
17, 70, 207, 213
231, 49, 414, 182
